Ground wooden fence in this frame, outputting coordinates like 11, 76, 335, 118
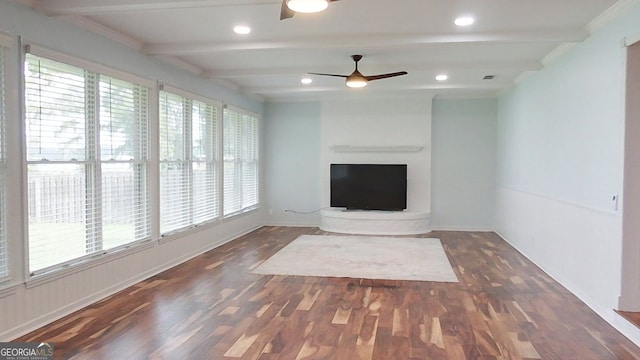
28, 172, 137, 224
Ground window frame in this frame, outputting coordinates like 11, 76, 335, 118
222, 105, 260, 218
158, 84, 222, 236
23, 45, 154, 276
0, 35, 10, 283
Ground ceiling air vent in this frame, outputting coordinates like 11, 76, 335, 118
483, 75, 495, 80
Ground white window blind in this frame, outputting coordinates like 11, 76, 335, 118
99, 75, 149, 249
25, 53, 150, 274
223, 107, 259, 217
0, 44, 8, 281
159, 87, 219, 235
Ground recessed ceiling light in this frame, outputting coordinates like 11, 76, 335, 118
233, 25, 251, 35
454, 16, 475, 27
435, 74, 448, 81
301, 77, 313, 84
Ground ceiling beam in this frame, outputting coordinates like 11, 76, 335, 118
143, 30, 588, 56
247, 82, 512, 95
263, 89, 503, 101
35, 0, 277, 16
204, 61, 542, 79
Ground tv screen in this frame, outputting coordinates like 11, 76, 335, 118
330, 164, 407, 211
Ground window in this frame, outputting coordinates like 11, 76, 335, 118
25, 51, 150, 274
223, 107, 259, 217
0, 43, 7, 281
159, 86, 220, 234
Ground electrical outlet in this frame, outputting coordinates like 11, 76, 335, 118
268, 209, 273, 215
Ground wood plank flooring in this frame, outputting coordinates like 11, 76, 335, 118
16, 227, 640, 359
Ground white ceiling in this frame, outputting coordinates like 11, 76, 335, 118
24, 0, 626, 101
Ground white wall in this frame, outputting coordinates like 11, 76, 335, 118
263, 102, 322, 226
263, 96, 434, 228
264, 96, 500, 231
0, 1, 263, 340
431, 98, 497, 230
496, 2, 640, 344
321, 96, 433, 213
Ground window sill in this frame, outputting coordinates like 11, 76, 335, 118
223, 206, 260, 221
159, 218, 222, 244
26, 240, 155, 289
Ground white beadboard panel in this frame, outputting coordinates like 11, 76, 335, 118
493, 187, 640, 344
0, 212, 262, 341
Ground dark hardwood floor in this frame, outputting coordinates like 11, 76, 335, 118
616, 311, 640, 331
16, 227, 640, 359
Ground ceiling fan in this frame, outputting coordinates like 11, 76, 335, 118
280, 0, 339, 20
309, 55, 408, 88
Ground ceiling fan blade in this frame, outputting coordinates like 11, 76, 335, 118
365, 71, 408, 81
309, 72, 349, 78
280, 0, 295, 20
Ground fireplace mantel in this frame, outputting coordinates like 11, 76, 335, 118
330, 145, 424, 153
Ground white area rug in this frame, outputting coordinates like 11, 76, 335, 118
252, 235, 459, 282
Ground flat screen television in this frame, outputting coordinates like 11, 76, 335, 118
330, 164, 407, 211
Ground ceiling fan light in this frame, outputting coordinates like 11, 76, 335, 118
286, 0, 329, 13
233, 25, 251, 35
455, 16, 475, 27
346, 77, 367, 88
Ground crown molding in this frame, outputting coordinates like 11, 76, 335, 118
60, 15, 143, 50
534, 0, 638, 74
541, 43, 578, 66
588, 0, 640, 34
513, 70, 535, 85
